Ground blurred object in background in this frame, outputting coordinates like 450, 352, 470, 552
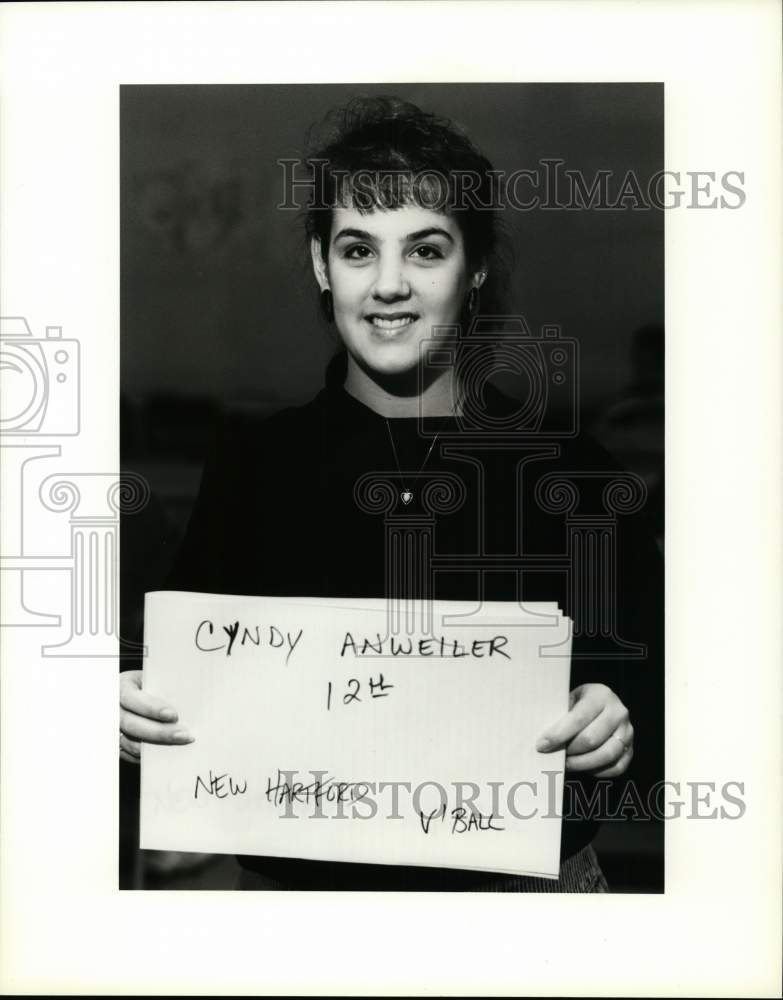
591, 323, 664, 549
136, 160, 249, 258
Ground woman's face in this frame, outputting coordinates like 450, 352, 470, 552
312, 202, 481, 378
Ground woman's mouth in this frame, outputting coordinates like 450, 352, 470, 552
365, 313, 419, 333
365, 313, 419, 337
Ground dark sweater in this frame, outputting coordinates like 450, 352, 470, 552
163, 354, 664, 890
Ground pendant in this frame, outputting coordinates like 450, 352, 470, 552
401, 490, 413, 505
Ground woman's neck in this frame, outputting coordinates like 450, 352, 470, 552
344, 356, 460, 418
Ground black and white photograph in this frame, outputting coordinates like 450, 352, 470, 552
119, 82, 666, 894
0, 2, 780, 996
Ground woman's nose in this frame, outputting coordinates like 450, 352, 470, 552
371, 258, 411, 301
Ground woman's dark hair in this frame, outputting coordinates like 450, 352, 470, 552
303, 95, 510, 313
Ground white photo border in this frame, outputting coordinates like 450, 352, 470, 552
0, 1, 780, 995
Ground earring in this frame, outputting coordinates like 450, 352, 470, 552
320, 288, 334, 323
467, 286, 480, 317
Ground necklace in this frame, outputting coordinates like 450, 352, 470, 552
384, 400, 461, 505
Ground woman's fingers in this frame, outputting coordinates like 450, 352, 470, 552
120, 707, 194, 745
592, 742, 634, 778
565, 721, 635, 774
119, 669, 193, 746
120, 669, 179, 723
566, 706, 631, 756
120, 732, 141, 761
535, 677, 635, 776
536, 684, 604, 752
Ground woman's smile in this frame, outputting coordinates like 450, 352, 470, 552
365, 311, 420, 336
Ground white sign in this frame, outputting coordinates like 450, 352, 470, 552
140, 591, 571, 878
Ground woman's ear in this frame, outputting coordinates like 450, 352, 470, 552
310, 235, 329, 291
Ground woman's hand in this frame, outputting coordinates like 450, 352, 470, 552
536, 683, 634, 778
119, 670, 194, 764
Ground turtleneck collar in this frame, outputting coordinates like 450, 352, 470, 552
320, 349, 473, 428
320, 350, 384, 426
320, 348, 516, 431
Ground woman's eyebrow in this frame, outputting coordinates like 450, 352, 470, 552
333, 227, 374, 242
406, 227, 454, 243
332, 226, 455, 243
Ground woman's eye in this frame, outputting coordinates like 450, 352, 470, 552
343, 244, 374, 260
410, 244, 443, 261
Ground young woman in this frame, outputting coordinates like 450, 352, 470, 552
120, 96, 663, 891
